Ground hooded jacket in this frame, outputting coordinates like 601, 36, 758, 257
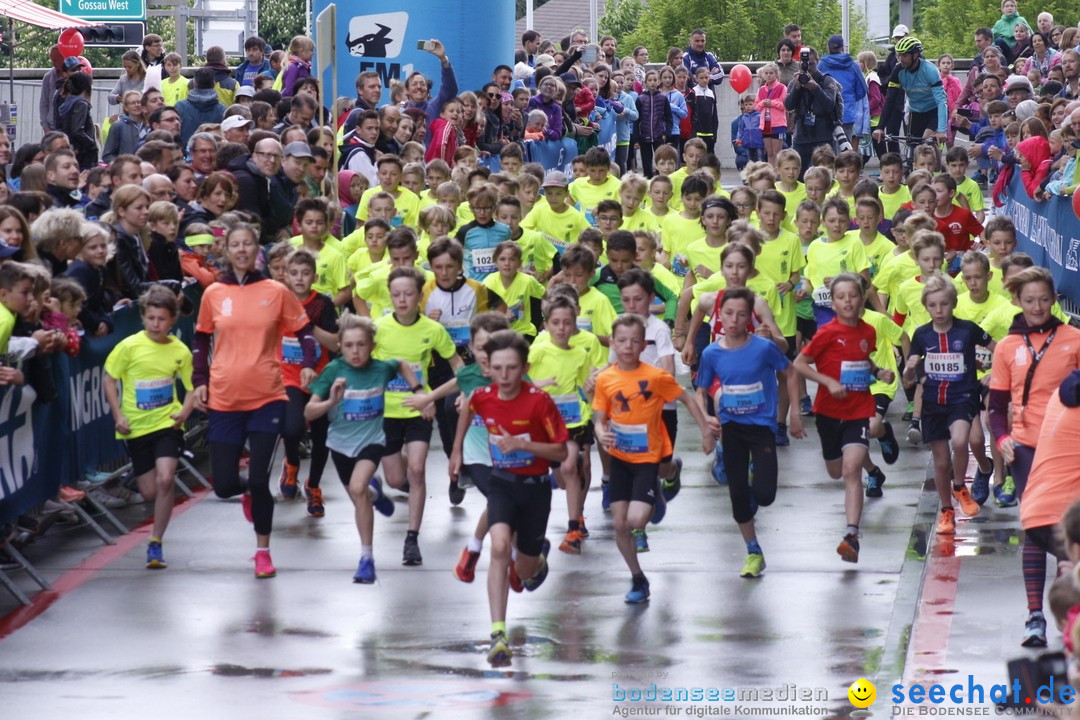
817, 52, 868, 127
101, 113, 144, 163
175, 88, 226, 146
229, 155, 273, 230
635, 90, 672, 143
1017, 135, 1052, 198
57, 94, 97, 169
527, 95, 563, 142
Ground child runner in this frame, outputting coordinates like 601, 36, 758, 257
696, 287, 805, 577
593, 314, 715, 603
103, 286, 195, 569
450, 330, 568, 667
521, 170, 591, 256
560, 244, 617, 346
794, 273, 896, 564
304, 315, 416, 583
483, 241, 546, 340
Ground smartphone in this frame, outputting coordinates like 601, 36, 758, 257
581, 44, 598, 63
417, 40, 435, 52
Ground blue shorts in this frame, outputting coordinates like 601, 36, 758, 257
207, 400, 287, 446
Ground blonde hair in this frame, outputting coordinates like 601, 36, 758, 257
920, 273, 957, 307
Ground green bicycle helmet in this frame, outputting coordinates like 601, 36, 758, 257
895, 36, 923, 55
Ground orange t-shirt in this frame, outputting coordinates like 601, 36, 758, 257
1021, 388, 1080, 530
196, 278, 311, 412
989, 325, 1080, 447
592, 363, 685, 464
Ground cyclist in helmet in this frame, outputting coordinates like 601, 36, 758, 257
873, 36, 949, 146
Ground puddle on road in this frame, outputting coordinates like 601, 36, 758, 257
211, 663, 333, 678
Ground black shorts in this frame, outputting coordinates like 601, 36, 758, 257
382, 416, 433, 455
207, 400, 286, 445
487, 471, 552, 556
568, 422, 594, 447
874, 393, 892, 418
784, 335, 797, 361
815, 415, 870, 462
462, 463, 492, 497
126, 428, 184, 476
330, 446, 385, 486
608, 456, 660, 505
796, 316, 816, 341
921, 398, 980, 444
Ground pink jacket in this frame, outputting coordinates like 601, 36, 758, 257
755, 82, 787, 130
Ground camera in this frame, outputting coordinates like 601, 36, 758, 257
798, 48, 811, 84
1003, 652, 1069, 708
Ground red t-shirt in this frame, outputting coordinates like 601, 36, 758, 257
280, 291, 337, 390
800, 318, 878, 420
934, 206, 983, 253
469, 381, 568, 476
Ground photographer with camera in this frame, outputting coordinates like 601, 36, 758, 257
784, 47, 844, 178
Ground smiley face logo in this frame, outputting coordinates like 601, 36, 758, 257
847, 678, 876, 708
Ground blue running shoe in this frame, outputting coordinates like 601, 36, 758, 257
625, 575, 650, 604
523, 539, 551, 592
711, 445, 728, 485
800, 395, 814, 416
601, 478, 611, 511
146, 540, 166, 569
651, 496, 666, 524
865, 467, 886, 498
878, 420, 900, 465
370, 477, 394, 517
354, 556, 376, 584
632, 528, 649, 553
972, 466, 992, 506
775, 423, 790, 447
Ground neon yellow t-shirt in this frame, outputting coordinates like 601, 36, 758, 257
373, 313, 456, 418
483, 271, 545, 337
862, 309, 903, 399
576, 286, 617, 338
103, 331, 194, 440
527, 341, 593, 428
0, 304, 14, 355
804, 234, 870, 290
661, 212, 704, 277
533, 327, 608, 370
879, 186, 911, 222
160, 76, 189, 107
757, 229, 806, 338
357, 185, 421, 229
954, 176, 984, 215
893, 275, 933, 336
849, 230, 895, 279
288, 238, 350, 296
621, 207, 662, 235
515, 228, 556, 274
685, 238, 726, 282
521, 203, 591, 254
569, 174, 622, 218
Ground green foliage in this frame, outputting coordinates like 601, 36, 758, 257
915, 0, 1079, 58
616, 0, 869, 62
599, 0, 643, 47
515, 0, 554, 21
257, 0, 307, 52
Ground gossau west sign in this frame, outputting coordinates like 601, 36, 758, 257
58, 0, 145, 21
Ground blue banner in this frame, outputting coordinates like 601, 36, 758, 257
1002, 174, 1080, 307
313, 1, 515, 108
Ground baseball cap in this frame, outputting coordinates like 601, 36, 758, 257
221, 115, 253, 132
542, 170, 569, 188
1005, 74, 1034, 94
282, 141, 313, 159
560, 71, 581, 85
828, 34, 845, 51
235, 85, 255, 98
891, 24, 910, 39
61, 56, 82, 72
535, 53, 555, 68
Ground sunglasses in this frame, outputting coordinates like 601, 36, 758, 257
487, 92, 500, 99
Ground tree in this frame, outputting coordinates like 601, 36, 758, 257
258, 0, 306, 52
599, 0, 644, 48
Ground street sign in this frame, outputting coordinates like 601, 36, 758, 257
58, 0, 146, 21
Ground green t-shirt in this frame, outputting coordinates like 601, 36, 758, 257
103, 331, 194, 440
308, 357, 399, 456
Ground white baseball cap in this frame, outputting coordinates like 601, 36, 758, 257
892, 24, 910, 39
221, 115, 253, 132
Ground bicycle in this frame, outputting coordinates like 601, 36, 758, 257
882, 134, 943, 176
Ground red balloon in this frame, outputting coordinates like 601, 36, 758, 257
58, 28, 84, 58
729, 64, 752, 94
1073, 185, 1080, 221
76, 55, 92, 77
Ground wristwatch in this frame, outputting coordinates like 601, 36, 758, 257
411, 384, 424, 393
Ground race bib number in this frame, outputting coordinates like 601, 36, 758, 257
508, 302, 524, 322
718, 382, 766, 415
387, 362, 424, 393
925, 352, 966, 382
671, 254, 689, 278
489, 432, 535, 469
975, 346, 993, 372
470, 247, 497, 276
444, 319, 471, 346
812, 285, 832, 307
576, 316, 593, 332
282, 336, 321, 365
134, 377, 174, 410
341, 386, 383, 421
840, 360, 872, 392
553, 393, 582, 425
611, 421, 649, 455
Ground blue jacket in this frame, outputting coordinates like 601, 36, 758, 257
234, 59, 271, 87
175, 88, 226, 146
733, 111, 763, 150
681, 48, 726, 86
665, 89, 688, 137
817, 52, 867, 127
615, 90, 638, 143
635, 90, 672, 142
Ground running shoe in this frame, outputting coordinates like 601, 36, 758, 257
402, 534, 422, 566
837, 533, 860, 563
625, 575, 650, 604
906, 419, 922, 446
936, 508, 956, 535
508, 562, 523, 593
775, 423, 790, 447
454, 547, 480, 583
578, 516, 589, 538
146, 541, 166, 569
971, 466, 992, 506
559, 529, 584, 555
279, 461, 299, 499
241, 491, 253, 523
865, 467, 887, 498
305, 484, 324, 518
88, 487, 124, 508
522, 542, 550, 592
952, 485, 980, 517
354, 556, 376, 584
661, 457, 682, 501
902, 401, 914, 422
254, 549, 276, 579
878, 420, 900, 465
1022, 611, 1048, 648
448, 479, 465, 506
711, 445, 728, 485
370, 478, 394, 517
995, 476, 1017, 507
601, 479, 611, 511
800, 395, 814, 416
651, 494, 667, 525
740, 552, 766, 578
59, 485, 86, 503
632, 528, 649, 553
487, 631, 512, 667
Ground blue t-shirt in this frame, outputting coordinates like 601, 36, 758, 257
909, 318, 992, 407
695, 335, 790, 428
